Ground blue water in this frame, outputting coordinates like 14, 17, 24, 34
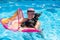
0, 1, 60, 40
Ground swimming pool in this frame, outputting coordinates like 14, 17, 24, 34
0, 1, 60, 40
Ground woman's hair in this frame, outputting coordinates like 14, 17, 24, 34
27, 8, 35, 12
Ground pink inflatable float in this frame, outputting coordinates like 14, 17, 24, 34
1, 8, 40, 32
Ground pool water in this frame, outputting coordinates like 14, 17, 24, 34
0, 1, 60, 40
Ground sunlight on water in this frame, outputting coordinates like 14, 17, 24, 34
0, 1, 60, 40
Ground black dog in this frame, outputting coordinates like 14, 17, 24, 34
21, 13, 41, 28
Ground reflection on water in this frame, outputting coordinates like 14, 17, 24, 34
0, 36, 11, 40
0, 1, 60, 40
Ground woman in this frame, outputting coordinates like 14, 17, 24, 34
18, 8, 40, 32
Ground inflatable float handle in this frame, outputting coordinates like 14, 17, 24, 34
0, 19, 8, 29
2, 24, 8, 29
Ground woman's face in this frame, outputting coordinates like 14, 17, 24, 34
27, 12, 34, 19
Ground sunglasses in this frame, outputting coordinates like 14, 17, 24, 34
27, 10, 35, 12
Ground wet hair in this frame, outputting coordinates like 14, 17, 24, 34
27, 8, 35, 12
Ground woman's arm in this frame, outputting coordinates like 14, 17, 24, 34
9, 9, 24, 22
34, 21, 40, 29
